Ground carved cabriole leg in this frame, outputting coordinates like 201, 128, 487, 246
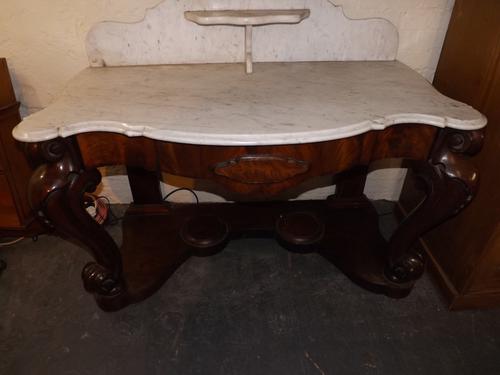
27, 138, 127, 311
385, 129, 484, 284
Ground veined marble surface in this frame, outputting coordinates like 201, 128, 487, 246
184, 9, 310, 26
86, 0, 398, 67
13, 61, 486, 145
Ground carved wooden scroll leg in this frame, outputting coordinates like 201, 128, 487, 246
27, 138, 127, 311
385, 129, 484, 284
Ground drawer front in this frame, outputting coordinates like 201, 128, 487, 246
76, 124, 437, 196
213, 154, 310, 184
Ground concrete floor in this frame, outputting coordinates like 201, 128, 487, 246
1, 202, 500, 375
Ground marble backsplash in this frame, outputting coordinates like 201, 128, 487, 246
86, 0, 398, 67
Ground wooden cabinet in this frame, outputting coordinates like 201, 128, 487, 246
399, 0, 500, 309
0, 58, 41, 236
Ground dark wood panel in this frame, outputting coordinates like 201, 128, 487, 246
0, 58, 42, 235
76, 133, 158, 170
424, 4, 500, 294
0, 105, 32, 220
371, 124, 436, 160
433, 0, 500, 109
0, 59, 16, 109
0, 174, 21, 228
399, 0, 500, 309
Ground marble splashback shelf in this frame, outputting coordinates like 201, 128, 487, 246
184, 9, 310, 26
184, 9, 310, 73
86, 0, 398, 68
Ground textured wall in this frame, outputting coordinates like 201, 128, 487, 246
0, 0, 455, 202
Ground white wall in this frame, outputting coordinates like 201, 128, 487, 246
0, 0, 455, 202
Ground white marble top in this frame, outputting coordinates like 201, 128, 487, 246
13, 61, 486, 145
184, 9, 310, 26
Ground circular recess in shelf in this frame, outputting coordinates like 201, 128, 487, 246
180, 214, 230, 256
276, 211, 325, 252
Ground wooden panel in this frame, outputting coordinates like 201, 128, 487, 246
0, 57, 41, 235
371, 124, 436, 161
0, 174, 21, 228
399, 0, 500, 309
76, 133, 158, 170
427, 1, 500, 292
0, 141, 4, 171
433, 0, 500, 109
467, 224, 500, 293
0, 105, 33, 221
0, 59, 16, 108
460, 65, 500, 294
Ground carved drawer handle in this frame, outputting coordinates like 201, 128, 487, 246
213, 154, 309, 184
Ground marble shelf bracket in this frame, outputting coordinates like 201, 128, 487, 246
184, 9, 310, 74
245, 25, 252, 74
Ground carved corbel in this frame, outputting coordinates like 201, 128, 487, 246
385, 128, 484, 284
430, 128, 484, 209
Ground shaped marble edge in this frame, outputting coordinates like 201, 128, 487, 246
12, 61, 487, 145
184, 9, 310, 26
12, 111, 487, 145
85, 0, 399, 67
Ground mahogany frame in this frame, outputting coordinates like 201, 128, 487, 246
25, 124, 483, 311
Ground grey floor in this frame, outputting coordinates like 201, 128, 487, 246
1, 202, 500, 375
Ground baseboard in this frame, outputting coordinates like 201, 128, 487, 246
448, 291, 500, 310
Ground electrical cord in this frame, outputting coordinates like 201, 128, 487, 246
162, 187, 199, 204
96, 195, 123, 226
0, 237, 24, 247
